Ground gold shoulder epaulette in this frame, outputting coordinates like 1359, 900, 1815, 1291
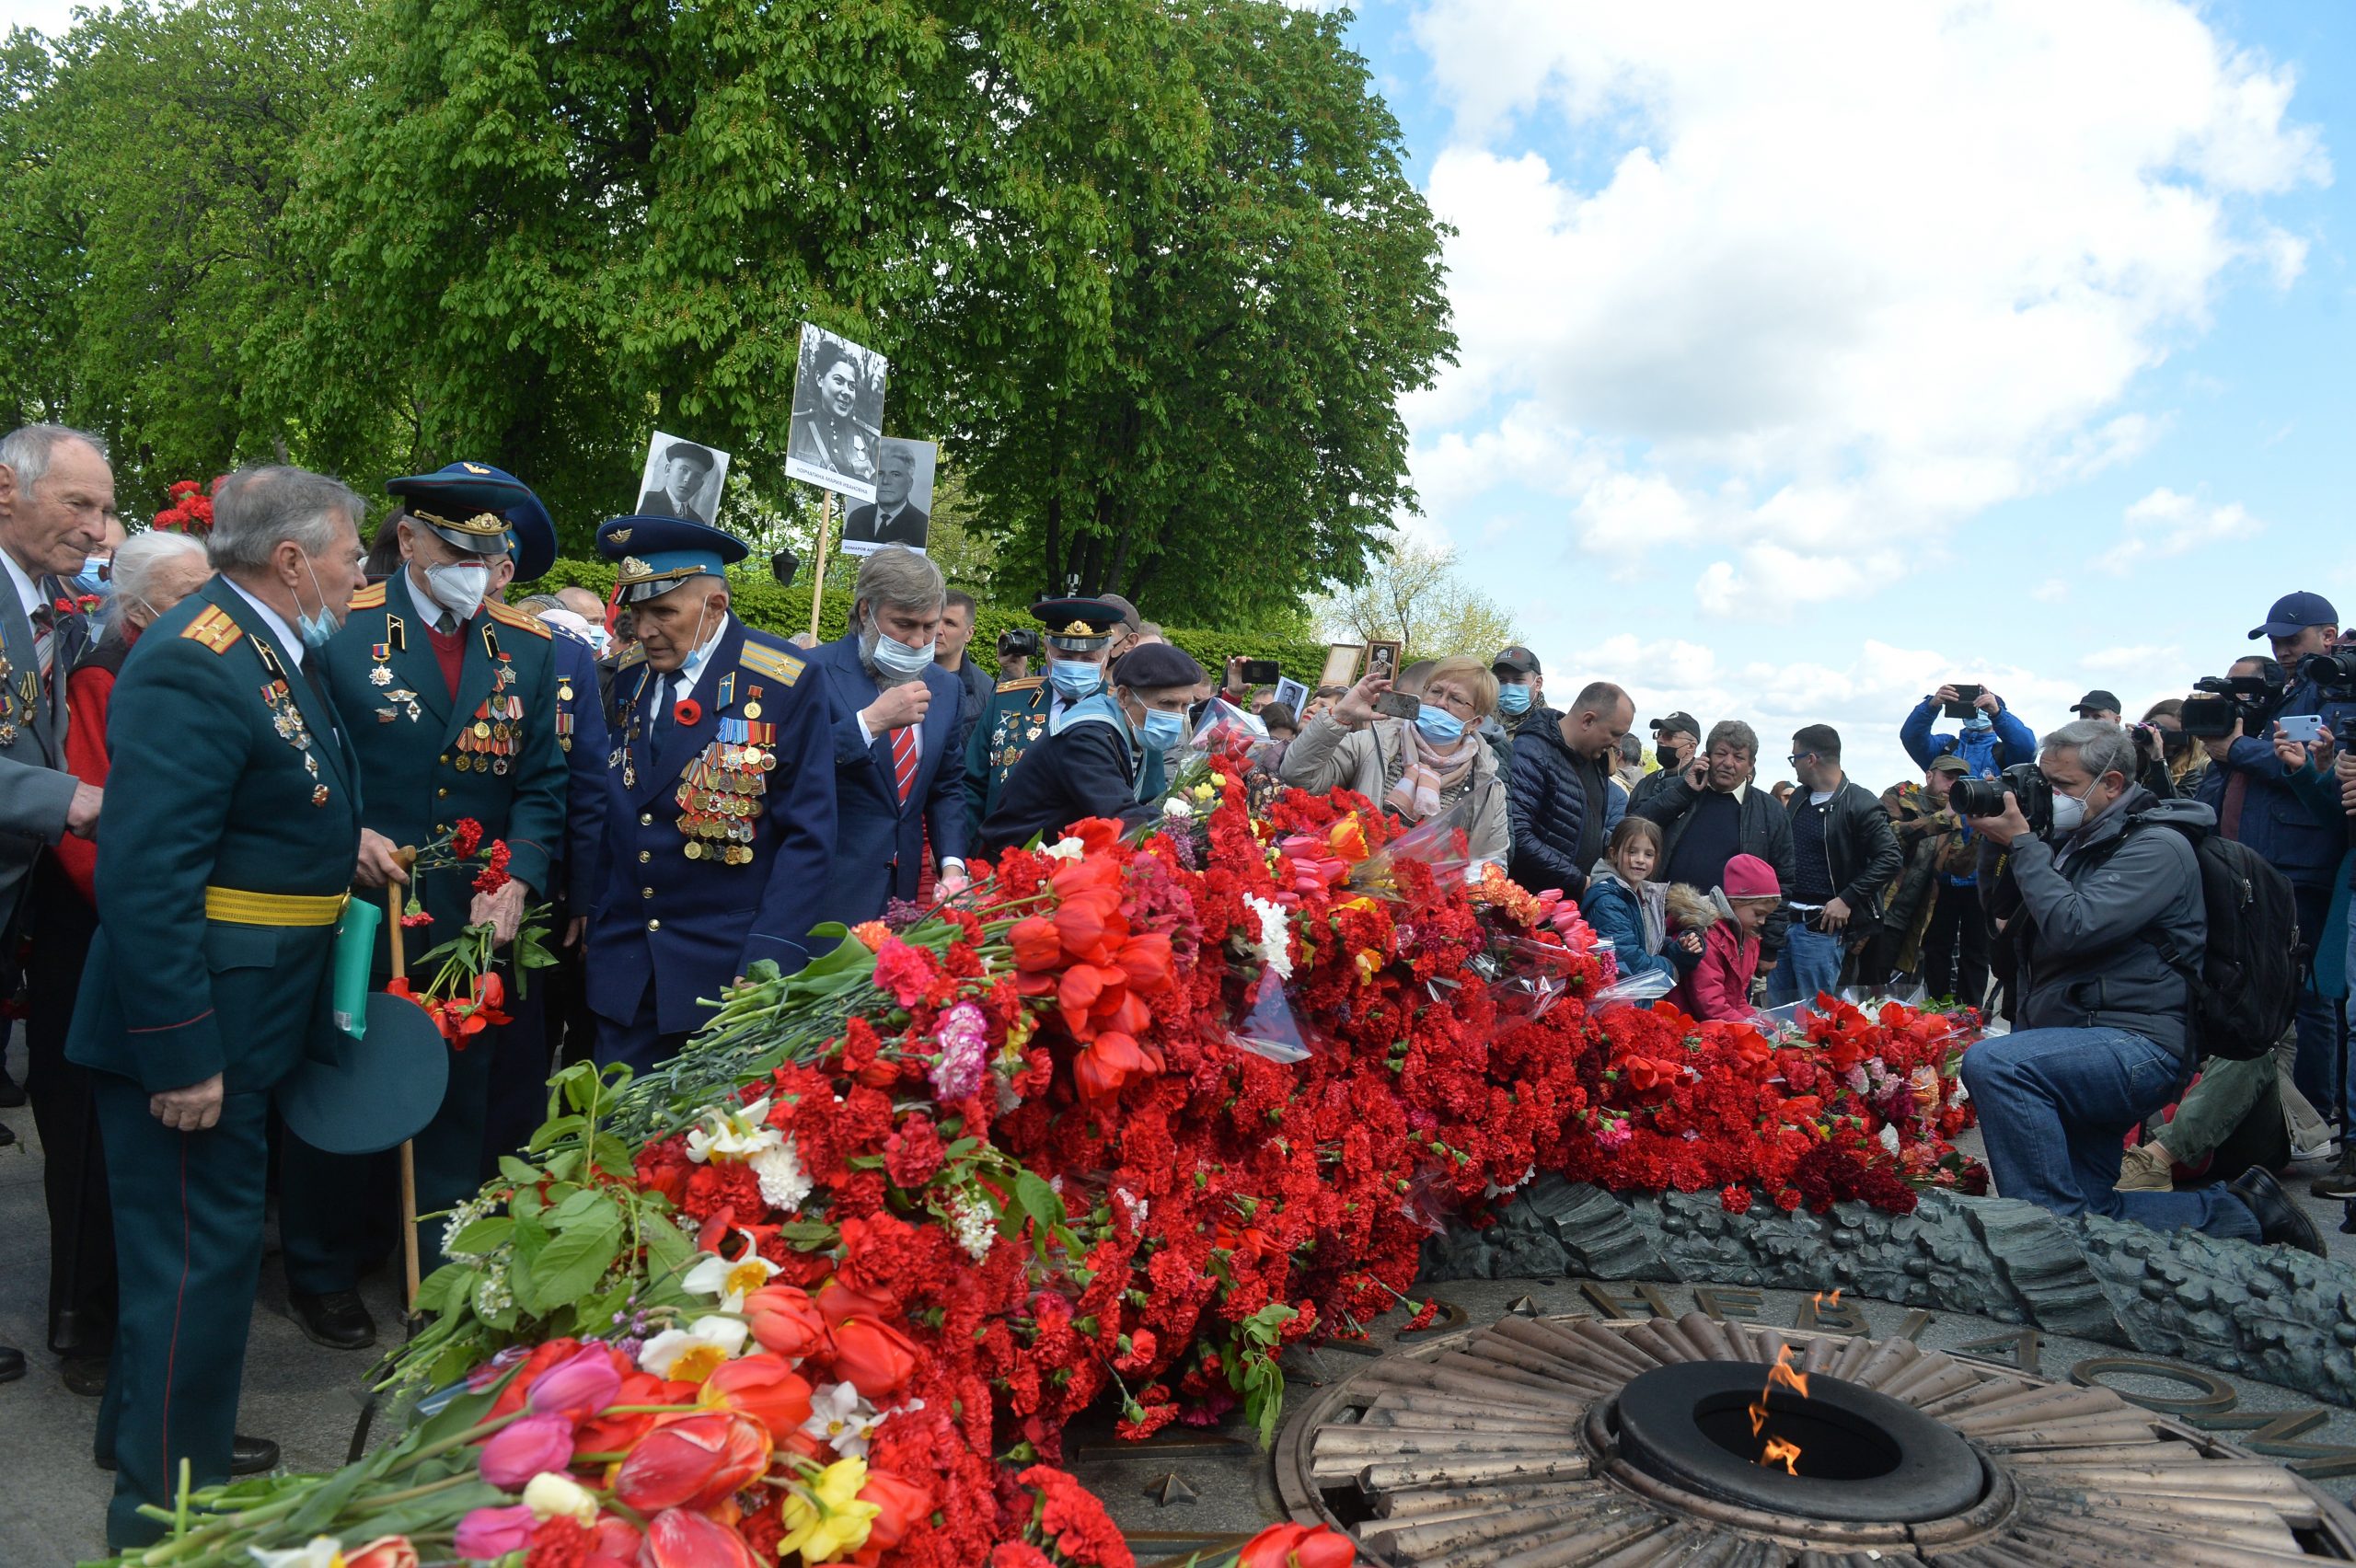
616, 642, 647, 669
996, 675, 1045, 693
179, 605, 244, 653
485, 600, 552, 638
740, 641, 804, 686
349, 582, 387, 611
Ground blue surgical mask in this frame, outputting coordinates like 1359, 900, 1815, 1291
66, 555, 110, 598
1414, 705, 1466, 744
1962, 710, 1993, 732
296, 557, 340, 649
866, 623, 936, 680
1048, 658, 1103, 701
1496, 682, 1532, 716
1140, 708, 1187, 751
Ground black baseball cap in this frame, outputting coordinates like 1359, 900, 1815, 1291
1492, 645, 1541, 676
2250, 591, 2338, 640
2071, 689, 2120, 716
1649, 711, 1700, 740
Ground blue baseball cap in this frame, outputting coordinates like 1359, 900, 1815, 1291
387, 461, 559, 582
596, 513, 749, 605
2250, 591, 2339, 640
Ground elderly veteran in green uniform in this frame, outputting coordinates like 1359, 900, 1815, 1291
978, 641, 1197, 857
275, 461, 568, 1353
67, 465, 368, 1549
962, 597, 1124, 841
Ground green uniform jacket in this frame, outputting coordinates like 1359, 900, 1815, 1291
964, 676, 1053, 841
322, 571, 565, 964
67, 577, 364, 1093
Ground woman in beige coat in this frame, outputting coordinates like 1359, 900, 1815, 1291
1276, 653, 1511, 870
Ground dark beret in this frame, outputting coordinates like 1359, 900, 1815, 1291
1112, 642, 1205, 691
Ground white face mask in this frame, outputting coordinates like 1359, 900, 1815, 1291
2048, 778, 2102, 837
424, 559, 491, 621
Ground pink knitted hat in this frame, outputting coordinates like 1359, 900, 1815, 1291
1721, 854, 1782, 900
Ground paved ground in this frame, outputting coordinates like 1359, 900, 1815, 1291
4, 1028, 2355, 1564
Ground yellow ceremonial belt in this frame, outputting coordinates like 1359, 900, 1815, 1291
202, 886, 351, 928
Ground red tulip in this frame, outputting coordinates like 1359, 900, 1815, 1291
479, 1412, 577, 1489
1056, 963, 1108, 1025
745, 1285, 830, 1358
1114, 932, 1173, 992
1239, 1521, 1357, 1568
453, 1505, 536, 1559
1074, 1032, 1149, 1101
528, 1343, 625, 1424
1053, 894, 1113, 961
1103, 989, 1150, 1038
573, 1371, 673, 1458
614, 1412, 772, 1513
701, 1353, 814, 1440
858, 1468, 934, 1551
1009, 917, 1062, 972
343, 1538, 420, 1568
638, 1507, 760, 1568
827, 1317, 919, 1399
814, 1276, 895, 1329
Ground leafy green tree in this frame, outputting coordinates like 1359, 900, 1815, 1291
959, 1, 1456, 626
269, 0, 1209, 549
0, 0, 352, 512
1322, 533, 1518, 663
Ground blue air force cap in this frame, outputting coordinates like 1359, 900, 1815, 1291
2250, 591, 2339, 640
596, 514, 749, 605
387, 461, 559, 582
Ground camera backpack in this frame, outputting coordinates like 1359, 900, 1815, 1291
2119, 815, 2302, 1061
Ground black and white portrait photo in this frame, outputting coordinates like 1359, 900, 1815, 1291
785, 322, 889, 503
636, 432, 730, 525
839, 438, 937, 557
1366, 640, 1402, 684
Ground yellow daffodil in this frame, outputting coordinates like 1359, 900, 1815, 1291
777, 1457, 883, 1565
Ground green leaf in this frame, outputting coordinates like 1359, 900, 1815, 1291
446, 1216, 513, 1256
520, 1213, 625, 1313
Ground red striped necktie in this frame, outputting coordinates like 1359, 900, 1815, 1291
892, 724, 918, 804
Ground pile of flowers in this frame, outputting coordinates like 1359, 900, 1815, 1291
110, 767, 1980, 1566
152, 477, 217, 536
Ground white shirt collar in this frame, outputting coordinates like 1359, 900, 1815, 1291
0, 548, 40, 623
225, 576, 306, 669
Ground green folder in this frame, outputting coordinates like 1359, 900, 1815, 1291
331, 896, 383, 1038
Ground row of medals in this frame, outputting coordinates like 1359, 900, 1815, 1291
676, 742, 775, 863
456, 694, 525, 773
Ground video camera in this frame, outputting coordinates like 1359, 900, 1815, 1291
2299, 650, 2356, 750
996, 627, 1042, 663
2180, 667, 2285, 741
1950, 762, 2053, 835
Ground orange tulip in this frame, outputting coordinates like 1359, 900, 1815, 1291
745, 1285, 830, 1359
701, 1353, 814, 1440
857, 1468, 934, 1551
1074, 1032, 1149, 1101
1114, 932, 1173, 992
1053, 894, 1113, 961
344, 1538, 421, 1568
827, 1317, 919, 1399
639, 1507, 760, 1568
613, 1411, 771, 1513
1009, 917, 1062, 973
814, 1276, 896, 1329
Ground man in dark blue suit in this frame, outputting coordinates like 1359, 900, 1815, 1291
586, 516, 837, 1073
810, 546, 970, 925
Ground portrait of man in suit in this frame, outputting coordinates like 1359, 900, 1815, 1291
784, 322, 888, 504
634, 432, 729, 525
839, 439, 935, 557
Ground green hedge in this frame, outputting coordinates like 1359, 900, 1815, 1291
539, 558, 1334, 692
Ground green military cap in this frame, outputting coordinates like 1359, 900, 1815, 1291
276, 993, 450, 1155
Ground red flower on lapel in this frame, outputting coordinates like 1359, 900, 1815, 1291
675, 698, 703, 728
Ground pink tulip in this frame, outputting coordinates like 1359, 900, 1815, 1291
528, 1343, 625, 1423
479, 1413, 577, 1490
454, 1503, 537, 1559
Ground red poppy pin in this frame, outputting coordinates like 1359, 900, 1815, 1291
674, 698, 703, 728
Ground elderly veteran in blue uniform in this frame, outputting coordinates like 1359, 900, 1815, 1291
962, 597, 1124, 840
588, 516, 837, 1072
979, 640, 1196, 857
273, 462, 570, 1351
67, 465, 368, 1548
810, 545, 971, 924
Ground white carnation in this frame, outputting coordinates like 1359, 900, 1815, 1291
1244, 894, 1294, 980
751, 1138, 812, 1213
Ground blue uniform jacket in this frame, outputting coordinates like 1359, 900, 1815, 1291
549, 628, 613, 911
68, 577, 364, 1092
809, 633, 968, 924
585, 617, 837, 1035
1900, 697, 2036, 778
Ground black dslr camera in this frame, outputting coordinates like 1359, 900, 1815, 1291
2180, 667, 2286, 740
2299, 650, 2356, 750
996, 627, 1042, 663
1950, 763, 2053, 834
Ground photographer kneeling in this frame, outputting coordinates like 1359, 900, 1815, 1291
1958, 721, 2321, 1252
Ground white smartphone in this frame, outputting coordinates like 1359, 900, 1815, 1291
2277, 713, 2327, 744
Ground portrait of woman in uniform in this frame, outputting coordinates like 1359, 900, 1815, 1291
785, 322, 889, 502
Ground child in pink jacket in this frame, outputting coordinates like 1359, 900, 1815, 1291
1665, 854, 1782, 1021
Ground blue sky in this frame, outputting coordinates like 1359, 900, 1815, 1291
1328, 0, 2355, 787
5, 0, 2349, 787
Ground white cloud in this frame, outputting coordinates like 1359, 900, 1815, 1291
2094, 485, 2261, 571
1408, 0, 2326, 609
2082, 643, 2180, 673
2031, 579, 2071, 604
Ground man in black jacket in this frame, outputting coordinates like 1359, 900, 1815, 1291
1628, 710, 1700, 817
1768, 724, 1901, 1005
1507, 680, 1632, 897
1637, 719, 1797, 975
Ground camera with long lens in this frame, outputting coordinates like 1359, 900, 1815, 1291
2299, 650, 2356, 750
1949, 762, 2053, 833
2180, 669, 2287, 740
996, 627, 1042, 663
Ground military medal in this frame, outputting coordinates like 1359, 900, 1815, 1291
368, 640, 393, 686
556, 679, 574, 753
250, 640, 326, 802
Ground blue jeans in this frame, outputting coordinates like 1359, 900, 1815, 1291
1765, 923, 1843, 1007
1959, 1026, 2259, 1240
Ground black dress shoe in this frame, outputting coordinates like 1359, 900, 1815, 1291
2228, 1167, 2327, 1258
288, 1290, 377, 1351
0, 1066, 24, 1107
97, 1434, 279, 1475
0, 1344, 23, 1383
61, 1355, 108, 1397
0, 1121, 15, 1147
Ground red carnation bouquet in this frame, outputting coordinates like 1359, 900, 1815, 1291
152, 478, 217, 536
389, 817, 557, 1046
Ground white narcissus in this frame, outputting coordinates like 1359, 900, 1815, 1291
638, 1315, 750, 1383
682, 1232, 782, 1309
800, 1380, 884, 1458
685, 1095, 781, 1164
